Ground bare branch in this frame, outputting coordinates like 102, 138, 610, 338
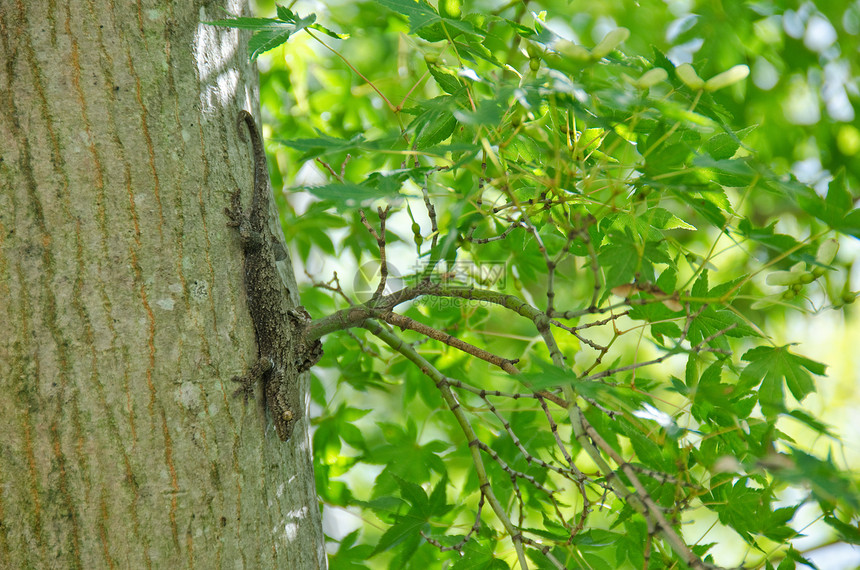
377, 311, 520, 374
359, 207, 391, 301
421, 170, 439, 249
363, 321, 532, 570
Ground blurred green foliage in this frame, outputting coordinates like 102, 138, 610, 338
212, 0, 860, 567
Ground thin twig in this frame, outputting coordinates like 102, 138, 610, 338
363, 321, 532, 570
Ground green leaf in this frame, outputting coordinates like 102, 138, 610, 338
329, 529, 376, 569
824, 514, 860, 544
736, 219, 814, 267
207, 12, 317, 58
771, 448, 860, 511
597, 230, 639, 291
786, 409, 835, 437
427, 64, 465, 95
370, 510, 426, 555
394, 475, 430, 515
709, 479, 771, 542
691, 361, 742, 425
740, 346, 826, 414
517, 361, 614, 399
648, 207, 697, 231
283, 132, 376, 160
687, 306, 756, 352
691, 155, 758, 187
414, 111, 458, 148
375, 0, 441, 32
428, 474, 451, 517
454, 100, 504, 126
205, 16, 283, 30
704, 125, 756, 160
617, 417, 672, 471
451, 540, 506, 569
306, 182, 396, 206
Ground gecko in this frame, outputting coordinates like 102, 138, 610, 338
226, 110, 323, 441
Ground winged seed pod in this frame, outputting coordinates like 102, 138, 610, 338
555, 39, 591, 61
591, 27, 630, 59
635, 67, 668, 89
816, 238, 839, 265
766, 270, 800, 286
704, 64, 750, 91
675, 64, 705, 90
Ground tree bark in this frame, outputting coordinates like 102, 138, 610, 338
0, 1, 324, 567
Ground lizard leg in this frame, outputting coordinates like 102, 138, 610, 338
226, 190, 266, 250
225, 190, 255, 245
224, 190, 245, 227
231, 357, 274, 402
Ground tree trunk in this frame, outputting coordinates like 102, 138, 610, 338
0, 1, 324, 567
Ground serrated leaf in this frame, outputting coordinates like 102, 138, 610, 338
792, 171, 860, 238
773, 448, 860, 511
692, 155, 758, 187
207, 12, 317, 58
283, 132, 372, 160
648, 207, 696, 231
705, 125, 756, 160
204, 16, 283, 30
427, 65, 464, 95
306, 182, 396, 205
786, 409, 834, 437
598, 230, 639, 290
451, 540, 502, 569
688, 306, 756, 353
453, 100, 503, 126
518, 361, 626, 403
414, 111, 457, 148
248, 27, 294, 58
737, 219, 815, 266
428, 474, 450, 517
824, 515, 860, 544
370, 512, 426, 555
740, 346, 826, 414
375, 0, 440, 32
394, 475, 429, 514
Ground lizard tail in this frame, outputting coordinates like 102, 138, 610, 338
236, 110, 271, 231
237, 110, 266, 176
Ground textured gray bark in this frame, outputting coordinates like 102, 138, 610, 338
0, 1, 325, 567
